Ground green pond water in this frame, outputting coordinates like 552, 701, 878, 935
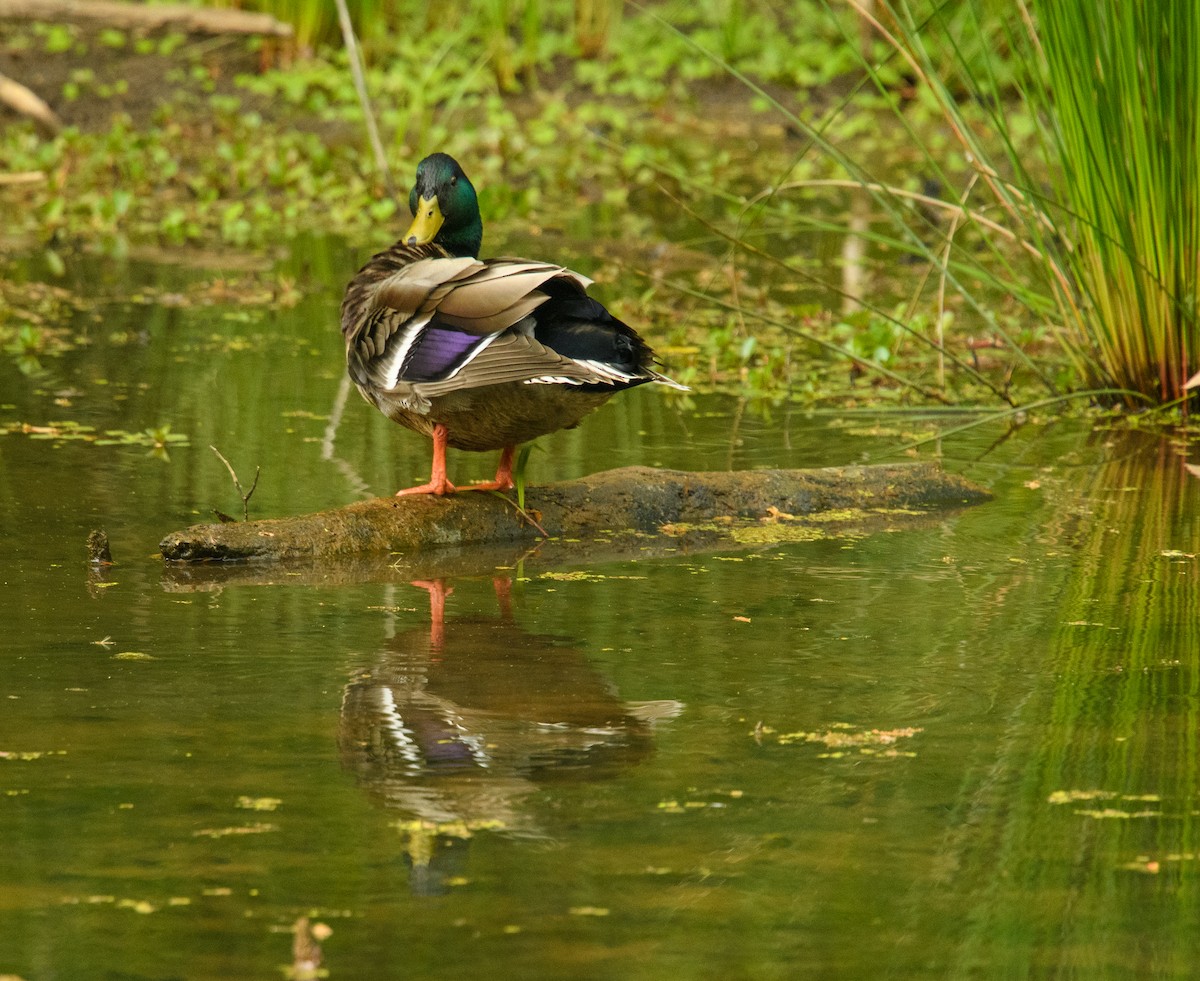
2, 241, 1199, 980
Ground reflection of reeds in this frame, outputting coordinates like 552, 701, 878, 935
946, 432, 1200, 975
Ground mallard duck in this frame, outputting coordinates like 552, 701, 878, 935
341, 152, 686, 496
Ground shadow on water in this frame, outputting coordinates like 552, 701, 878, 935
338, 577, 681, 897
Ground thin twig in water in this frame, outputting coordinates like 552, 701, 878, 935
210, 445, 260, 521
876, 388, 1152, 459
489, 490, 548, 538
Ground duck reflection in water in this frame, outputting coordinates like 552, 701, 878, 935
338, 576, 682, 894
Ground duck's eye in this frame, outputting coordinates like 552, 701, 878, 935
450, 175, 458, 186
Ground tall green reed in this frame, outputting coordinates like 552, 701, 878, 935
825, 0, 1200, 405
1034, 1, 1200, 402
646, 0, 1200, 406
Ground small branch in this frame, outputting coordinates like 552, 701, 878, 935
0, 0, 293, 36
0, 170, 47, 185
0, 72, 62, 135
210, 445, 260, 522
489, 488, 548, 538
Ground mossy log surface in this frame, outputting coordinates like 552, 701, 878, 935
159, 462, 989, 566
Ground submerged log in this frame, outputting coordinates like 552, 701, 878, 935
160, 463, 990, 565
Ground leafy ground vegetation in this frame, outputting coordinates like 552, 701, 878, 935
1, 0, 1197, 418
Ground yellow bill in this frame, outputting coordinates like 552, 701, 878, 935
405, 195, 444, 244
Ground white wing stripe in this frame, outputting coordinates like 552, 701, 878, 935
381, 314, 432, 389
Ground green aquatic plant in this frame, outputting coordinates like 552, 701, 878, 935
1031, 0, 1200, 402
513, 442, 535, 511
747, 0, 1199, 406
618, 0, 1200, 407
0, 419, 190, 451
866, 0, 1200, 405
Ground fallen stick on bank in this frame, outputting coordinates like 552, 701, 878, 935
0, 0, 293, 36
0, 71, 61, 134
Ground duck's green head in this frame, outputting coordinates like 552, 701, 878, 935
404, 153, 483, 258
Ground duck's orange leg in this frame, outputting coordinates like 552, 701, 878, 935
396, 424, 458, 496
460, 444, 516, 493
